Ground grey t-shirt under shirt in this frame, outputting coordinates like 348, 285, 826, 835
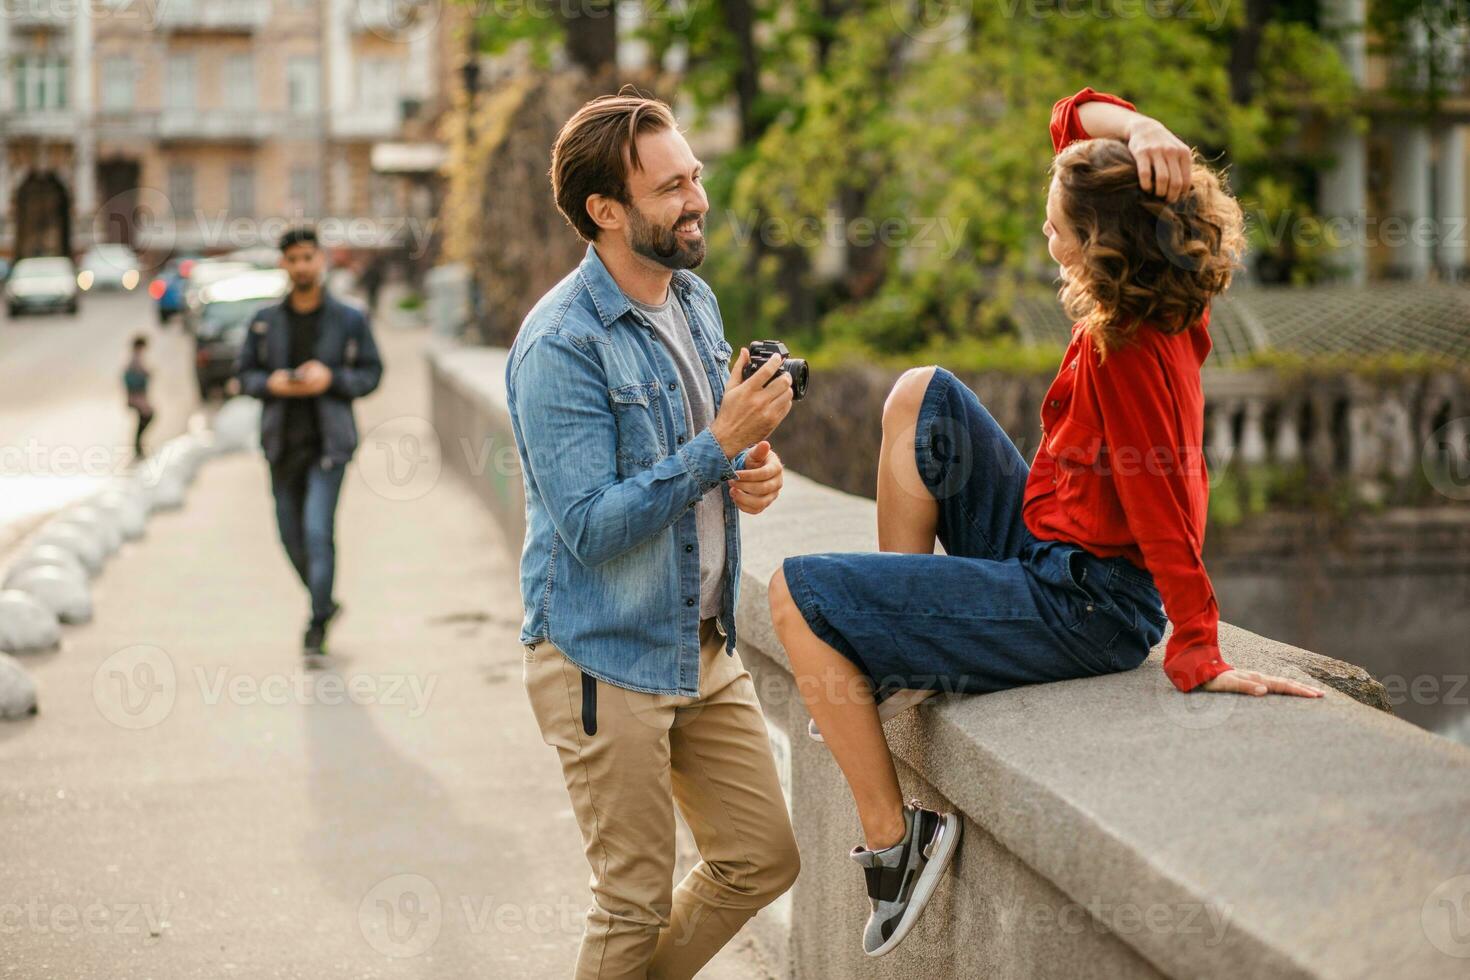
627, 290, 727, 620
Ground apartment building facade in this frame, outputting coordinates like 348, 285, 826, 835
0, 0, 453, 260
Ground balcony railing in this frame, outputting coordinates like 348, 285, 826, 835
158, 107, 276, 141
0, 109, 76, 138
7, 0, 70, 30
156, 0, 269, 32
329, 105, 403, 139
351, 0, 426, 35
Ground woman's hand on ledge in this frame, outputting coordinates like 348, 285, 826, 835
1201, 669, 1325, 698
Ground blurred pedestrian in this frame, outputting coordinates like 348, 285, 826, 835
358, 256, 384, 315
235, 226, 384, 657
122, 335, 153, 460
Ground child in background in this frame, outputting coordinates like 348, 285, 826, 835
123, 335, 153, 460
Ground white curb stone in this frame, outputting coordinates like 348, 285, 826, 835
9, 566, 93, 624
0, 590, 62, 653
32, 523, 106, 576
5, 545, 88, 588
0, 652, 38, 719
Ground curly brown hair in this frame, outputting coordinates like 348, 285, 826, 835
1050, 139, 1246, 359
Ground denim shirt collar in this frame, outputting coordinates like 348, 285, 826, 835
577, 242, 697, 328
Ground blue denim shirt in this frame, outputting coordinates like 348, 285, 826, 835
506, 244, 752, 696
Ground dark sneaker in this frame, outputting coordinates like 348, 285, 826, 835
303, 624, 327, 657
850, 800, 961, 957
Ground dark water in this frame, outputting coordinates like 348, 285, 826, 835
1213, 567, 1470, 745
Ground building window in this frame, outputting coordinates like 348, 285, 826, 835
12, 54, 69, 111
222, 54, 255, 111
289, 166, 320, 218
358, 56, 400, 115
286, 56, 320, 114
369, 172, 397, 218
229, 165, 254, 216
100, 56, 136, 111
166, 53, 197, 110
168, 165, 196, 218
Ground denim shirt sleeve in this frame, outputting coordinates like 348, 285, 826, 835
511, 330, 736, 567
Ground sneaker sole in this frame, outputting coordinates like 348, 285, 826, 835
808, 688, 939, 743
864, 811, 961, 958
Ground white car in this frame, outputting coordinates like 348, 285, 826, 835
78, 244, 142, 292
181, 260, 255, 332
5, 257, 80, 316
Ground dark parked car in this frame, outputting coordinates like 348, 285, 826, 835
194, 269, 288, 399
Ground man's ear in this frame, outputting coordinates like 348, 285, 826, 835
585, 194, 624, 236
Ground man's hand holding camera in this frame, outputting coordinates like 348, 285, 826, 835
266, 360, 333, 398
711, 346, 798, 515
711, 347, 793, 458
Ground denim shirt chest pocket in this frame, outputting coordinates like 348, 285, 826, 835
608, 380, 666, 475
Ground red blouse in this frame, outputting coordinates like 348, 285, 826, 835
1022, 87, 1231, 692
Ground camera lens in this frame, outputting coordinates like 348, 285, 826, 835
787, 359, 808, 400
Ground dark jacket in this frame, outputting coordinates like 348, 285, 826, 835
234, 292, 383, 465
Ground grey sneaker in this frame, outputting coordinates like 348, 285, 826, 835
808, 687, 938, 743
850, 800, 961, 957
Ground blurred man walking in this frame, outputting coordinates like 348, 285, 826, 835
235, 227, 383, 656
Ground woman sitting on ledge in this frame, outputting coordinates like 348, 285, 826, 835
767, 87, 1325, 958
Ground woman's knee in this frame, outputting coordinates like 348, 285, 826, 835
768, 567, 795, 625
882, 365, 939, 431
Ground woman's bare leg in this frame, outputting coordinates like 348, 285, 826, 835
763, 368, 946, 850
877, 366, 940, 555
769, 566, 907, 850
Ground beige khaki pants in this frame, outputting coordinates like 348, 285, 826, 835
524, 617, 800, 979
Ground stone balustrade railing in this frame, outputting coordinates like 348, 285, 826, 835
1201, 368, 1468, 483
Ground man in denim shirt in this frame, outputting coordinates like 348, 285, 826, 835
507, 93, 799, 978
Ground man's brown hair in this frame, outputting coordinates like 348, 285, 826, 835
550, 90, 678, 243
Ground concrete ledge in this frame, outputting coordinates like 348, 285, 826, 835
429, 341, 1470, 979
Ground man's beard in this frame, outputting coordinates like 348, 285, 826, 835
626, 203, 706, 270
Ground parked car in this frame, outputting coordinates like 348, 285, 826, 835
219, 246, 282, 269
194, 269, 288, 399
148, 256, 196, 324
5, 257, 80, 316
77, 244, 142, 292
181, 260, 254, 334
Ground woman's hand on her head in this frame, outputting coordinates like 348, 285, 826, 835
1200, 669, 1325, 698
1125, 117, 1193, 203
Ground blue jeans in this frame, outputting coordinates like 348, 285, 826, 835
269, 452, 346, 628
782, 367, 1168, 695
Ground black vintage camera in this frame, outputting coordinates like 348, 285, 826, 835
742, 340, 809, 401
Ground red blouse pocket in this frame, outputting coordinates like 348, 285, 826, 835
1047, 415, 1108, 537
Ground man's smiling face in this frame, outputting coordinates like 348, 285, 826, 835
620, 126, 709, 270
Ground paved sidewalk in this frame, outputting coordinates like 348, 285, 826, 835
1, 325, 771, 979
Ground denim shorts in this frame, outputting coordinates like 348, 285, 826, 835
782, 367, 1168, 695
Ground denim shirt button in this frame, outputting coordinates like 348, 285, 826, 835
685, 598, 695, 607
677, 435, 685, 445
685, 544, 694, 553
668, 382, 677, 391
